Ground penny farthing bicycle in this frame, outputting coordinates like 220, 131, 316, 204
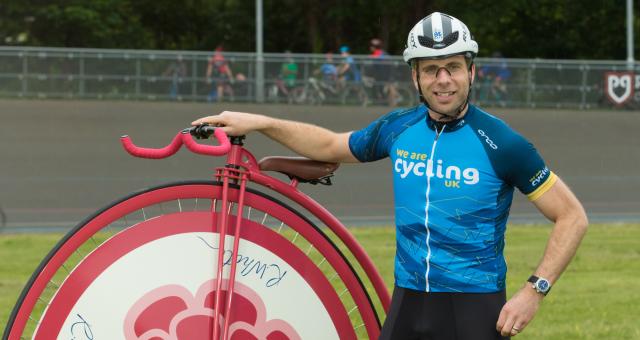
4, 125, 390, 340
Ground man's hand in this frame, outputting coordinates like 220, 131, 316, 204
496, 283, 543, 337
192, 111, 270, 136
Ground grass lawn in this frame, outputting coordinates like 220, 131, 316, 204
2, 223, 639, 339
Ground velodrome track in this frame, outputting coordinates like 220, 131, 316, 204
1, 99, 639, 233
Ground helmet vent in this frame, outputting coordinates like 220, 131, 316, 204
418, 31, 458, 49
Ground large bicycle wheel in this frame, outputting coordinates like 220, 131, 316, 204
5, 181, 382, 340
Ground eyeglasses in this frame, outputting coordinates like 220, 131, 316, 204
420, 62, 469, 79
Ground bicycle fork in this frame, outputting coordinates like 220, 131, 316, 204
211, 166, 248, 340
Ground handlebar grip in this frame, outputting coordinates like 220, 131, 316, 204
181, 128, 231, 156
120, 133, 183, 159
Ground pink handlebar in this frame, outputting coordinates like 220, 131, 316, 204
120, 127, 231, 159
182, 128, 231, 156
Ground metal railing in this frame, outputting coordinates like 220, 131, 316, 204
0, 46, 638, 108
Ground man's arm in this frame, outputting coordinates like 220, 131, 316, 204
205, 62, 212, 78
192, 111, 359, 163
496, 176, 588, 337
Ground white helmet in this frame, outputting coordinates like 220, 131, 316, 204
403, 12, 478, 64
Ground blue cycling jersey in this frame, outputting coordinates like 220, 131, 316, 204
349, 104, 556, 293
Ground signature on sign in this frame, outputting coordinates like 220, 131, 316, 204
197, 236, 288, 287
70, 314, 93, 340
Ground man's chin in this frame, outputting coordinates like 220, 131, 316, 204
429, 106, 460, 120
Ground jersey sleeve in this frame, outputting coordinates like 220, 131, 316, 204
348, 107, 424, 162
469, 108, 557, 201
348, 115, 392, 162
501, 133, 556, 201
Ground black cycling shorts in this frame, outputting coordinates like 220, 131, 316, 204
379, 286, 509, 340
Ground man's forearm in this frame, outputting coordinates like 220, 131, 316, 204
533, 209, 588, 284
528, 177, 589, 285
535, 220, 588, 283
259, 117, 355, 163
191, 112, 357, 163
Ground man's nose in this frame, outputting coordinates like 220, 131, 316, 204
435, 67, 452, 80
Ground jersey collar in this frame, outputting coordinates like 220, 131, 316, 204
424, 104, 474, 132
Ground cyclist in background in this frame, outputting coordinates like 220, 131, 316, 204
275, 50, 299, 98
478, 51, 511, 106
337, 45, 361, 90
337, 45, 368, 105
162, 55, 187, 100
367, 38, 401, 106
307, 52, 339, 101
318, 52, 338, 88
206, 45, 234, 102
192, 12, 587, 340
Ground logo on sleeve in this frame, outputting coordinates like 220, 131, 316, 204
529, 167, 550, 187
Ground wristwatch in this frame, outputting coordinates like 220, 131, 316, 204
527, 275, 552, 296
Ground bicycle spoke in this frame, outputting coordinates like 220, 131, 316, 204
277, 221, 284, 233
338, 288, 351, 298
73, 249, 85, 261
327, 272, 339, 282
60, 263, 70, 274
48, 280, 60, 289
290, 231, 299, 244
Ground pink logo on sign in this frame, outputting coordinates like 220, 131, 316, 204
123, 279, 301, 340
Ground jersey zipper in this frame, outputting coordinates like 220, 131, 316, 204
424, 123, 446, 292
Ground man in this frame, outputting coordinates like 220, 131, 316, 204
275, 50, 299, 98
310, 52, 339, 100
192, 12, 588, 340
206, 44, 234, 102
163, 55, 187, 100
478, 51, 511, 106
337, 45, 361, 87
368, 38, 400, 106
369, 38, 387, 58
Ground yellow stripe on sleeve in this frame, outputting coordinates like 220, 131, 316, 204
527, 171, 558, 201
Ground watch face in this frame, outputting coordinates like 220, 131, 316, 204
537, 279, 550, 292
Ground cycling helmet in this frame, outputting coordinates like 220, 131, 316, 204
403, 12, 478, 64
339, 45, 350, 53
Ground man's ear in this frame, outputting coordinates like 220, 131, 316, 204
470, 63, 476, 85
411, 65, 419, 91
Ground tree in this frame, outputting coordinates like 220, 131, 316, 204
0, 0, 637, 60
23, 0, 152, 48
